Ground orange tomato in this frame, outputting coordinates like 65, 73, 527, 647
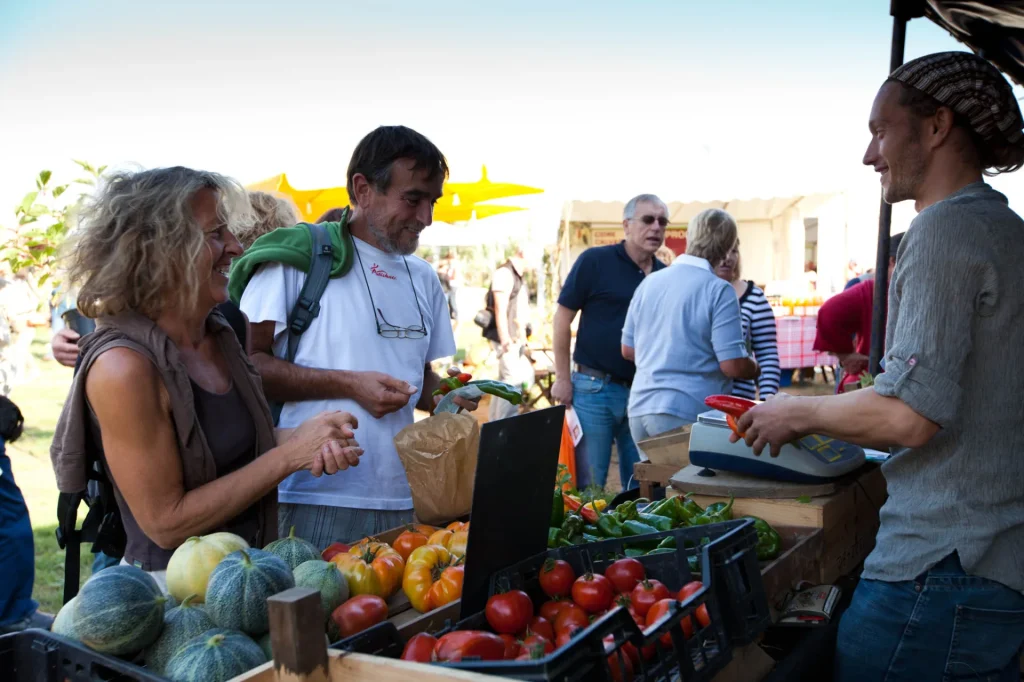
428, 528, 454, 549
393, 530, 429, 562
409, 524, 439, 537
448, 530, 469, 560
331, 542, 405, 599
427, 564, 464, 611
446, 520, 469, 533
402, 545, 465, 613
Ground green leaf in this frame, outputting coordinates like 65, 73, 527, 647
39, 170, 52, 186
72, 159, 94, 173
20, 191, 38, 213
796, 496, 812, 504
52, 185, 68, 198
74, 177, 96, 186
37, 272, 50, 287
27, 204, 49, 218
97, 165, 108, 175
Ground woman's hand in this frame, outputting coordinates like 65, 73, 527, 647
286, 411, 363, 477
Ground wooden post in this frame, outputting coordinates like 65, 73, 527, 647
267, 587, 329, 682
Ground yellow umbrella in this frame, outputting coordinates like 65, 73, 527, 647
247, 167, 542, 223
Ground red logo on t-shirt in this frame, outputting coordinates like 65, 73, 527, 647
370, 264, 397, 280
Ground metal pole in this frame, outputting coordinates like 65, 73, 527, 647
869, 13, 908, 375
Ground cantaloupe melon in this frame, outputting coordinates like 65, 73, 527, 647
144, 595, 216, 675
51, 596, 78, 640
205, 549, 294, 635
74, 565, 166, 655
165, 628, 266, 682
263, 526, 319, 570
166, 532, 249, 603
292, 560, 349, 627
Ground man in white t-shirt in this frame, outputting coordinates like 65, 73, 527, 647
239, 126, 474, 548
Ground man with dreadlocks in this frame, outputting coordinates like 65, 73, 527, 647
730, 52, 1024, 680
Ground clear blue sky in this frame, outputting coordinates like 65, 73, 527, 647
1, 0, 1021, 214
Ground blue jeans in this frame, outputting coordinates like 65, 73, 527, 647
571, 373, 640, 491
0, 440, 37, 626
835, 552, 1024, 682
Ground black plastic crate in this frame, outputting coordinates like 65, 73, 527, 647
336, 518, 770, 682
0, 629, 163, 682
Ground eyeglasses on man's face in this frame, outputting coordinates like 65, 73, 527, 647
636, 215, 669, 227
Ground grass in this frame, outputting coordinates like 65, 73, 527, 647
6, 328, 88, 615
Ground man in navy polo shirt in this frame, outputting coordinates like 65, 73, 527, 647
552, 194, 668, 490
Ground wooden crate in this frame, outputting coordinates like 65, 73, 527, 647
759, 527, 824, 611
633, 425, 691, 498
633, 462, 684, 499
670, 465, 886, 584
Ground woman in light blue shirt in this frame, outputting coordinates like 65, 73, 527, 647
622, 209, 759, 443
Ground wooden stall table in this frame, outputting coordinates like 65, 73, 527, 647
633, 424, 692, 499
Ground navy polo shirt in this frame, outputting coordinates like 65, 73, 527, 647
558, 241, 666, 382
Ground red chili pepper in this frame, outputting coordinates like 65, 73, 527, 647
457, 373, 473, 384
440, 384, 453, 394
704, 395, 755, 438
562, 493, 599, 524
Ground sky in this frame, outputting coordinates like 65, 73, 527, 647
2, 0, 1023, 236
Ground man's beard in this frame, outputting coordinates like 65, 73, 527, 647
367, 220, 418, 256
884, 139, 927, 205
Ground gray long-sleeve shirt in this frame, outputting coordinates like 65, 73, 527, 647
864, 181, 1024, 593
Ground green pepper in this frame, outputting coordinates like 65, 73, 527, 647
583, 524, 600, 536
582, 533, 603, 544
679, 495, 704, 520
548, 527, 569, 548
596, 514, 625, 538
636, 513, 673, 532
624, 548, 646, 558
643, 498, 677, 523
467, 379, 523, 405
644, 548, 674, 556
551, 490, 565, 528
561, 514, 584, 539
693, 496, 734, 525
620, 520, 660, 537
744, 515, 782, 560
568, 533, 585, 545
655, 536, 676, 550
614, 500, 641, 523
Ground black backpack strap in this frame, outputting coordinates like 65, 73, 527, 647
270, 222, 334, 425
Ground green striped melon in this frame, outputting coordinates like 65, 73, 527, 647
205, 549, 294, 635
166, 532, 250, 603
51, 596, 78, 640
74, 565, 166, 655
165, 628, 266, 682
257, 631, 329, 661
263, 526, 319, 570
144, 595, 216, 675
292, 560, 349, 627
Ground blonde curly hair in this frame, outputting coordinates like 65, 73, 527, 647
235, 191, 300, 249
68, 166, 253, 319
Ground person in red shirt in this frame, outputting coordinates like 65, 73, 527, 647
813, 232, 903, 392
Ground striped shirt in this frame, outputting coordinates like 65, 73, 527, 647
731, 282, 781, 400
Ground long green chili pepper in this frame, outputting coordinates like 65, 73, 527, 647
679, 495, 704, 520
620, 520, 660, 537
613, 500, 640, 523
694, 496, 734, 525
636, 513, 673, 532
548, 527, 569, 548
655, 536, 676, 550
596, 514, 625, 538
644, 548, 674, 556
582, 533, 603, 544
468, 379, 523, 404
643, 498, 677, 523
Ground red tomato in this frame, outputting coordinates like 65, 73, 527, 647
498, 633, 521, 660
630, 579, 670, 618
604, 558, 646, 595
485, 590, 534, 635
645, 597, 696, 646
553, 603, 590, 634
520, 634, 554, 657
555, 624, 581, 649
400, 633, 437, 662
607, 649, 635, 682
321, 542, 351, 562
331, 595, 388, 638
677, 581, 712, 630
603, 635, 641, 669
613, 594, 645, 629
526, 616, 555, 643
572, 573, 614, 614
434, 631, 507, 662
538, 559, 576, 599
539, 599, 570, 624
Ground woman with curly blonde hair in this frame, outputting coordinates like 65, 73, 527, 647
51, 166, 362, 589
235, 192, 300, 250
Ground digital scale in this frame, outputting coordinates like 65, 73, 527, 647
688, 408, 866, 484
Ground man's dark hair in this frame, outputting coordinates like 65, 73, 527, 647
0, 396, 24, 442
317, 208, 347, 223
346, 126, 449, 200
890, 79, 1024, 175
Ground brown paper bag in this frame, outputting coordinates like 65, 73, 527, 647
393, 413, 479, 525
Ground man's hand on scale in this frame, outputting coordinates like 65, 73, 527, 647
727, 393, 803, 458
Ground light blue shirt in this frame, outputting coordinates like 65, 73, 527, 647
622, 254, 749, 423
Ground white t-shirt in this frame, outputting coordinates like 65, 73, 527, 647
239, 237, 456, 510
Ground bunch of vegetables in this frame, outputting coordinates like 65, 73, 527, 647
548, 481, 781, 563
432, 372, 525, 414
398, 555, 713, 679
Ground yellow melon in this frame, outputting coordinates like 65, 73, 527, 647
166, 532, 249, 603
